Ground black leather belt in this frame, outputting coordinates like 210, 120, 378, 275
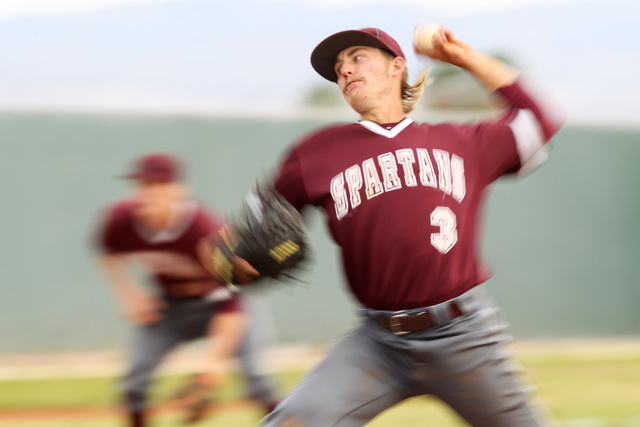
376, 301, 464, 334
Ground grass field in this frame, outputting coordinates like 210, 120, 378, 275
1, 340, 639, 426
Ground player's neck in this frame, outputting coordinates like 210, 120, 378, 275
138, 210, 171, 231
358, 102, 405, 124
136, 200, 187, 232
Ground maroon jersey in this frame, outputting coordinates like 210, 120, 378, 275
97, 200, 239, 312
275, 81, 561, 311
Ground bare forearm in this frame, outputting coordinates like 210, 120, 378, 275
199, 311, 247, 386
414, 25, 519, 91
96, 254, 164, 324
96, 255, 142, 302
459, 50, 520, 91
196, 235, 215, 275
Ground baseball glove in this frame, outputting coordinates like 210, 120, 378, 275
206, 187, 308, 286
168, 377, 213, 424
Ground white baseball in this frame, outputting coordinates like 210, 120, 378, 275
414, 22, 442, 55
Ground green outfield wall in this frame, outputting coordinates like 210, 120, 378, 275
1, 113, 638, 352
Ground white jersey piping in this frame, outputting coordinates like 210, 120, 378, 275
358, 118, 413, 138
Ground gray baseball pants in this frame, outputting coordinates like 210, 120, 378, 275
263, 285, 551, 427
122, 296, 278, 413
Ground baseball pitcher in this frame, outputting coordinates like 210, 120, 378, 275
208, 24, 564, 427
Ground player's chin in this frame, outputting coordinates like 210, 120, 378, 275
342, 84, 362, 101
346, 97, 372, 116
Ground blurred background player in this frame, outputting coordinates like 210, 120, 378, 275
94, 153, 279, 426
223, 25, 565, 426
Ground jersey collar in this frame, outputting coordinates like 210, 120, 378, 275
358, 118, 413, 138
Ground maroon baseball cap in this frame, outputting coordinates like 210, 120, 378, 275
123, 153, 182, 182
310, 27, 405, 82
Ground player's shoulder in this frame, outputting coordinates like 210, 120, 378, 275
414, 119, 470, 132
94, 200, 135, 246
191, 200, 222, 218
296, 121, 360, 146
190, 200, 225, 231
414, 119, 483, 141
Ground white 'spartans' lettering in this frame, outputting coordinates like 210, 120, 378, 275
332, 148, 466, 220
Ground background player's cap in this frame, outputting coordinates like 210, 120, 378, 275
122, 153, 182, 182
310, 27, 405, 83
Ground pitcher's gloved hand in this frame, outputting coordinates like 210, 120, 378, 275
204, 187, 309, 287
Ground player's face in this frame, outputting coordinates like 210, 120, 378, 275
334, 46, 399, 114
131, 180, 183, 229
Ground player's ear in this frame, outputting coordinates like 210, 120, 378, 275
390, 56, 406, 78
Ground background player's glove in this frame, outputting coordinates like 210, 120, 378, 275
169, 376, 213, 424
207, 186, 308, 286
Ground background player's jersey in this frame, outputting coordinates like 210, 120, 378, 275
275, 81, 561, 310
97, 200, 238, 310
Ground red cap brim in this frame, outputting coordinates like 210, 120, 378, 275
310, 29, 405, 82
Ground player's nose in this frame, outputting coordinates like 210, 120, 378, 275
339, 63, 354, 78
337, 66, 354, 87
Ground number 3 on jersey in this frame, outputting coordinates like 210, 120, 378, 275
430, 207, 457, 254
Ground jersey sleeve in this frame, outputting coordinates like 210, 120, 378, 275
497, 78, 564, 143
194, 203, 225, 236
473, 79, 565, 180
95, 202, 128, 254
274, 145, 312, 211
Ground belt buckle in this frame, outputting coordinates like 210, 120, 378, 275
388, 313, 409, 335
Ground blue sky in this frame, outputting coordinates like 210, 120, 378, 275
0, 0, 637, 127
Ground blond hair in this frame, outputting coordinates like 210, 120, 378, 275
380, 49, 431, 114
401, 68, 431, 114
